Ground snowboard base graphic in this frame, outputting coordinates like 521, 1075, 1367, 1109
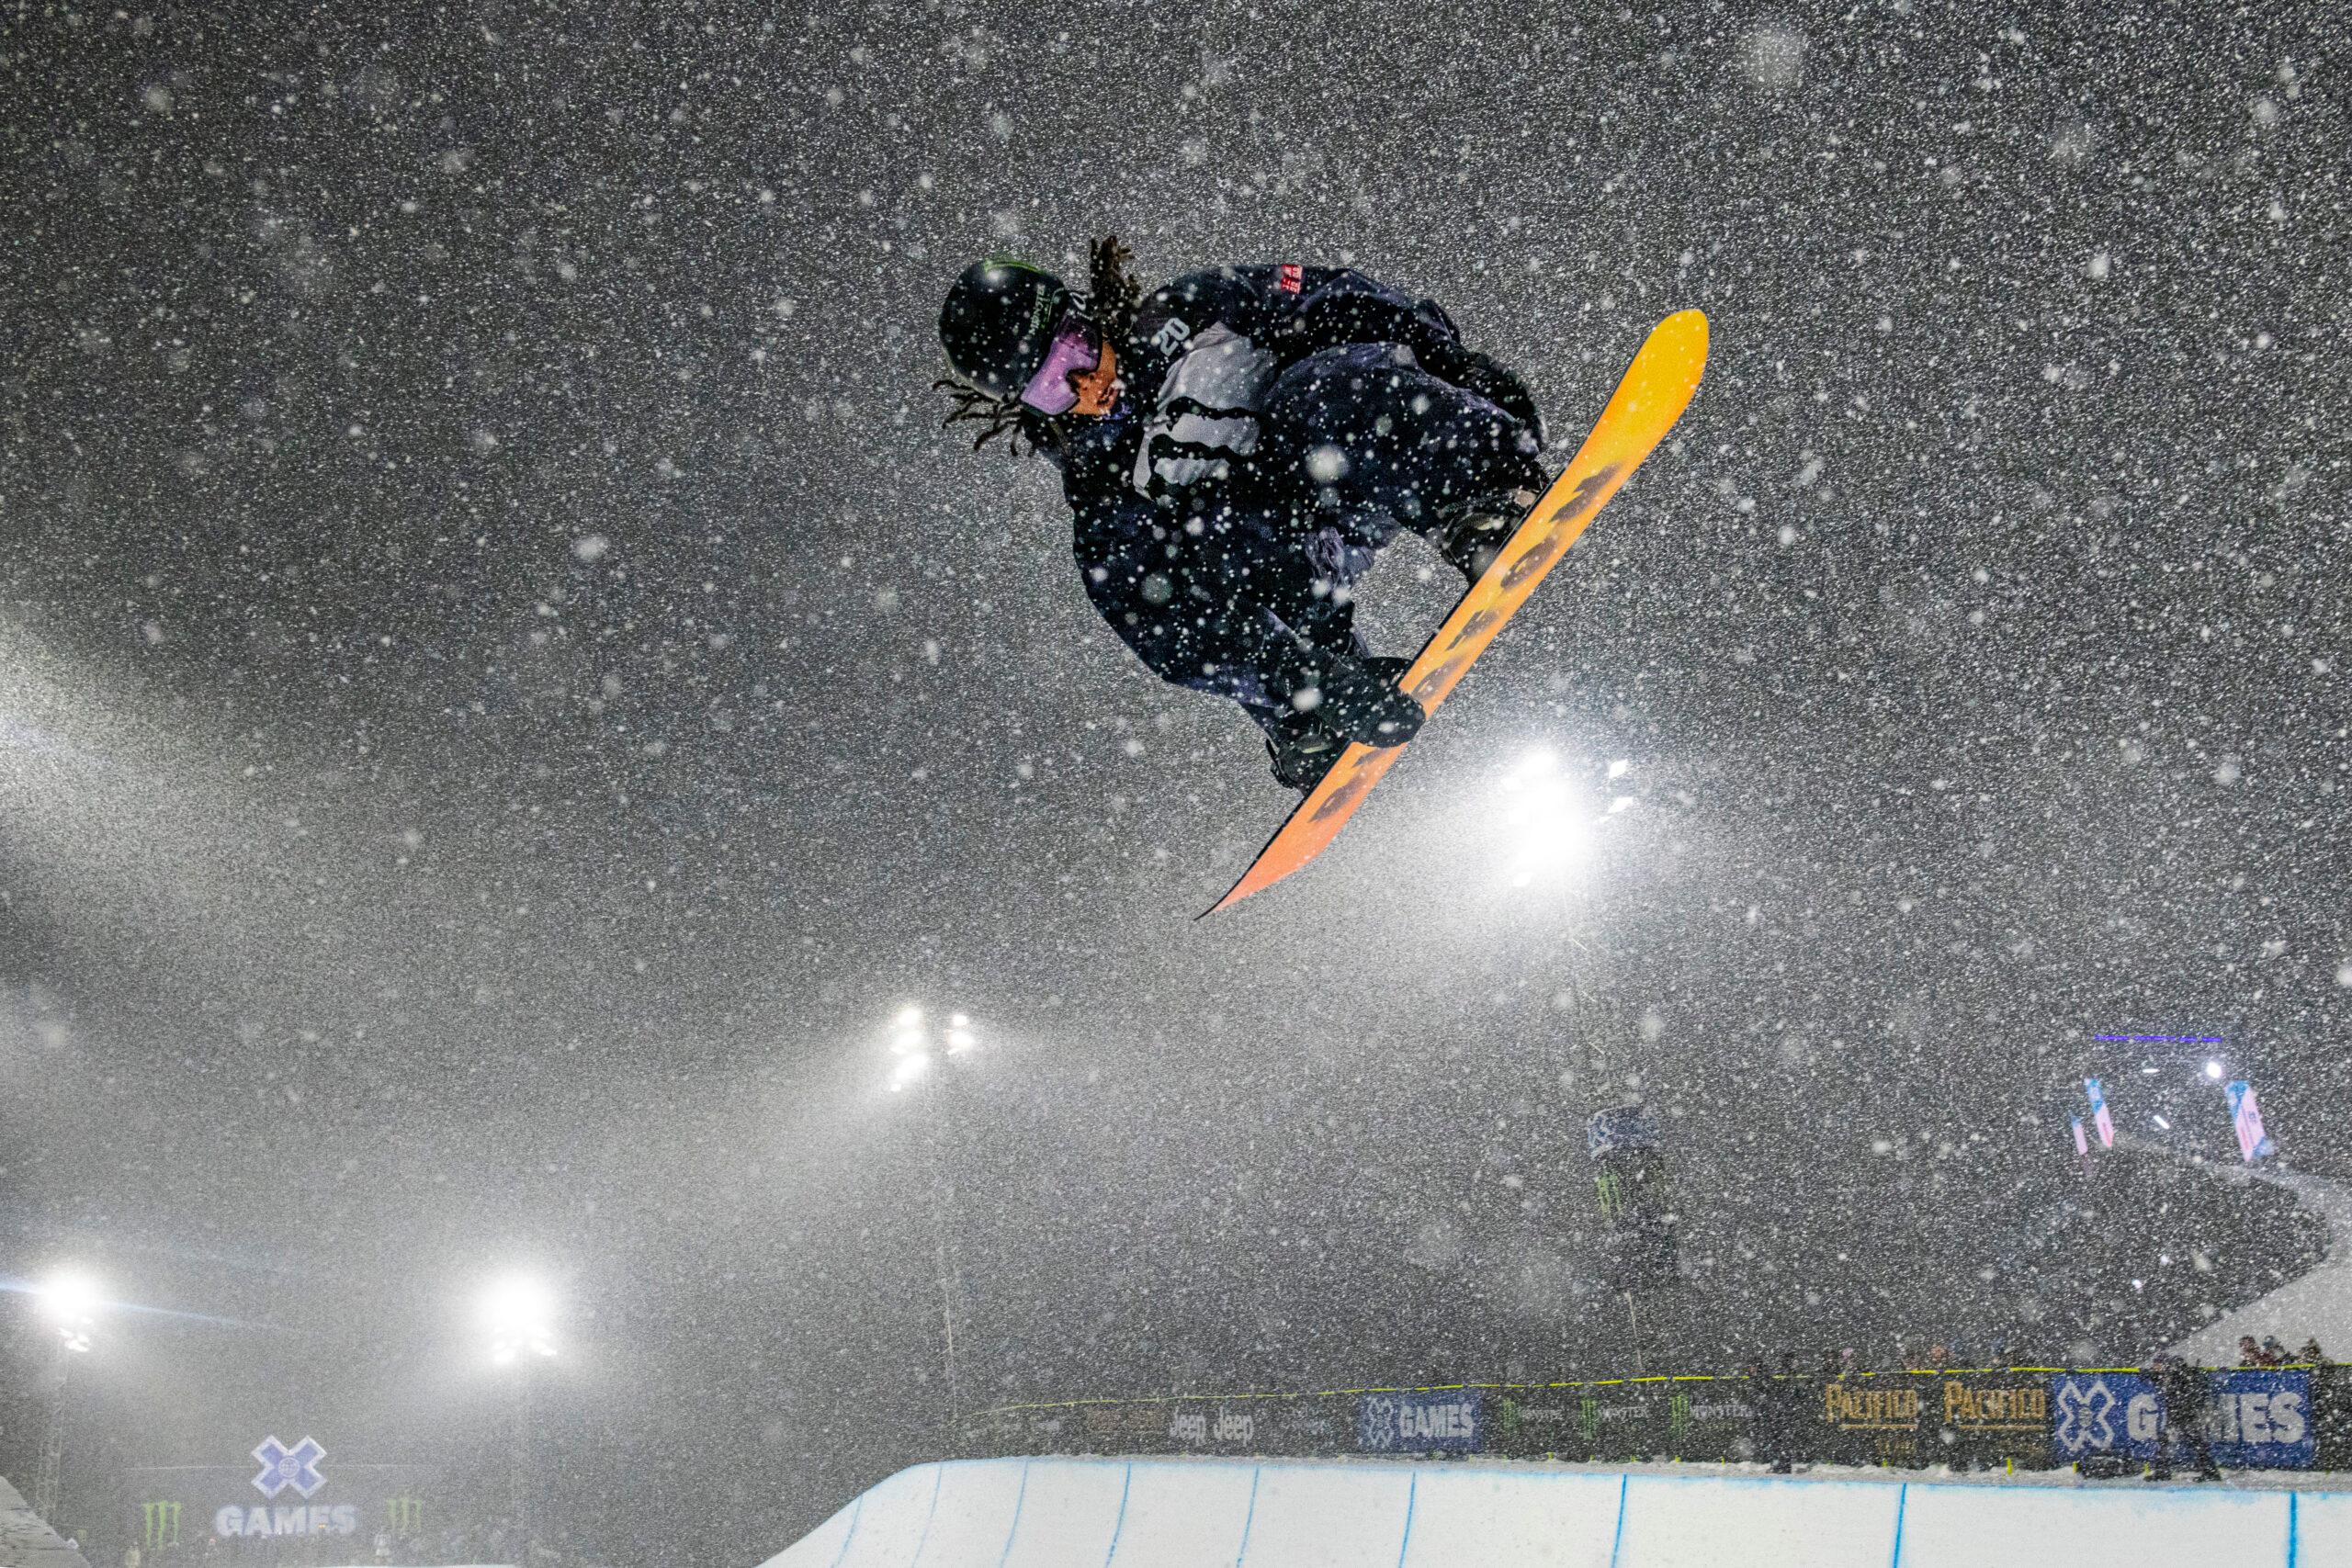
1205, 309, 1711, 915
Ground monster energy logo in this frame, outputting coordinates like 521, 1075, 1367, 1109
1578, 1395, 1600, 1442
387, 1496, 425, 1535
141, 1500, 181, 1549
1595, 1171, 1625, 1219
1668, 1393, 1691, 1441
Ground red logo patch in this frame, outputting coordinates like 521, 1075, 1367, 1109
1276, 263, 1303, 295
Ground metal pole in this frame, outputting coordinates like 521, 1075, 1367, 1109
1624, 1291, 1645, 1376
924, 1068, 965, 1452
31, 1341, 68, 1524
510, 1371, 532, 1551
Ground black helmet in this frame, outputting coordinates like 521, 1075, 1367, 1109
939, 259, 1073, 399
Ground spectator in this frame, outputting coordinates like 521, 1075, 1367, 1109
2300, 1337, 2326, 1364
2238, 1336, 2264, 1367
2262, 1336, 2290, 1367
2148, 1352, 2223, 1483
1769, 1350, 1804, 1473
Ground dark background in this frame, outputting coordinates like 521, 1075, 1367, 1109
3, 0, 2346, 1560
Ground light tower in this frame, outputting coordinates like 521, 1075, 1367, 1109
480, 1274, 556, 1548
885, 1004, 980, 1449
30, 1270, 100, 1524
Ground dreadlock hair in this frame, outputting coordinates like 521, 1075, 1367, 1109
1084, 233, 1143, 341
933, 233, 1142, 461
931, 375, 1063, 458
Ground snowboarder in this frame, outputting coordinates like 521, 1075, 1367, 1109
935, 237, 1547, 792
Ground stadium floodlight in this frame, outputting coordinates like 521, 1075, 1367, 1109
481, 1274, 557, 1364
1498, 749, 1593, 886
883, 1004, 979, 1084
36, 1270, 99, 1352
2205, 1059, 2224, 1080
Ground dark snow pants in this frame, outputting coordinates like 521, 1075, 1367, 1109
1261, 341, 1545, 593
1227, 342, 1542, 748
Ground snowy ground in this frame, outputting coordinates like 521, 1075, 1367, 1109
2173, 1164, 2352, 1363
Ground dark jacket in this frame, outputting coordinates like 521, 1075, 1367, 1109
1049, 265, 1476, 706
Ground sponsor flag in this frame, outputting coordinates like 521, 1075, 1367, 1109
2226, 1080, 2275, 1162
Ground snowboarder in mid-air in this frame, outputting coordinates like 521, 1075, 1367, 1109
935, 237, 1547, 794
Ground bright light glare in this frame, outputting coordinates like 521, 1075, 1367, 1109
894, 1005, 924, 1030
2205, 1060, 2224, 1080
481, 1276, 552, 1333
944, 1027, 976, 1055
1498, 750, 1591, 886
889, 1051, 933, 1090
949, 1012, 970, 1029
2153, 1114, 2172, 1130
481, 1274, 557, 1363
36, 1271, 100, 1326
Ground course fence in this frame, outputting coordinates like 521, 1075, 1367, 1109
965, 1365, 2352, 1472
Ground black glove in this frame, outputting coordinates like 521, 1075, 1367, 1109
1305, 652, 1424, 748
1450, 350, 1545, 446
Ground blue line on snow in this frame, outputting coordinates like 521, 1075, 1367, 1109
2288, 1491, 2300, 1568
1236, 1466, 1262, 1564
825, 1495, 864, 1568
1395, 1472, 1419, 1568
908, 1467, 946, 1568
1102, 1463, 1133, 1567
1889, 1483, 1907, 1567
1607, 1473, 1630, 1568
995, 1461, 1031, 1568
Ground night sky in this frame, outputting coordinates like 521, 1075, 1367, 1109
4, 0, 2348, 1560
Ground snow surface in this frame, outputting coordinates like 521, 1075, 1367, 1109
763, 1455, 2352, 1568
2172, 1165, 2352, 1364
0, 1476, 85, 1568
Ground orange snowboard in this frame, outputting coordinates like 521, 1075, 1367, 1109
1205, 310, 1710, 915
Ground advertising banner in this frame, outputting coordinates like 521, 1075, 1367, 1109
1810, 1377, 1926, 1465
1487, 1388, 1583, 1460
2225, 1080, 2275, 1162
2049, 1371, 2313, 1469
1356, 1388, 1483, 1454
1926, 1374, 2052, 1466
124, 1451, 433, 1560
1661, 1382, 1757, 1461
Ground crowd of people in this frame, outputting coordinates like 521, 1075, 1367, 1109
2235, 1334, 2326, 1367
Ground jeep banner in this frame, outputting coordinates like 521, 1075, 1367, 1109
1356, 1389, 1483, 1454
2048, 1370, 2314, 1470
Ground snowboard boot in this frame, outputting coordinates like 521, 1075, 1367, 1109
1264, 656, 1422, 795
1431, 460, 1547, 587
1315, 653, 1424, 749
1264, 719, 1345, 795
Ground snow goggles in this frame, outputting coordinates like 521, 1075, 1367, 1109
1017, 310, 1117, 416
